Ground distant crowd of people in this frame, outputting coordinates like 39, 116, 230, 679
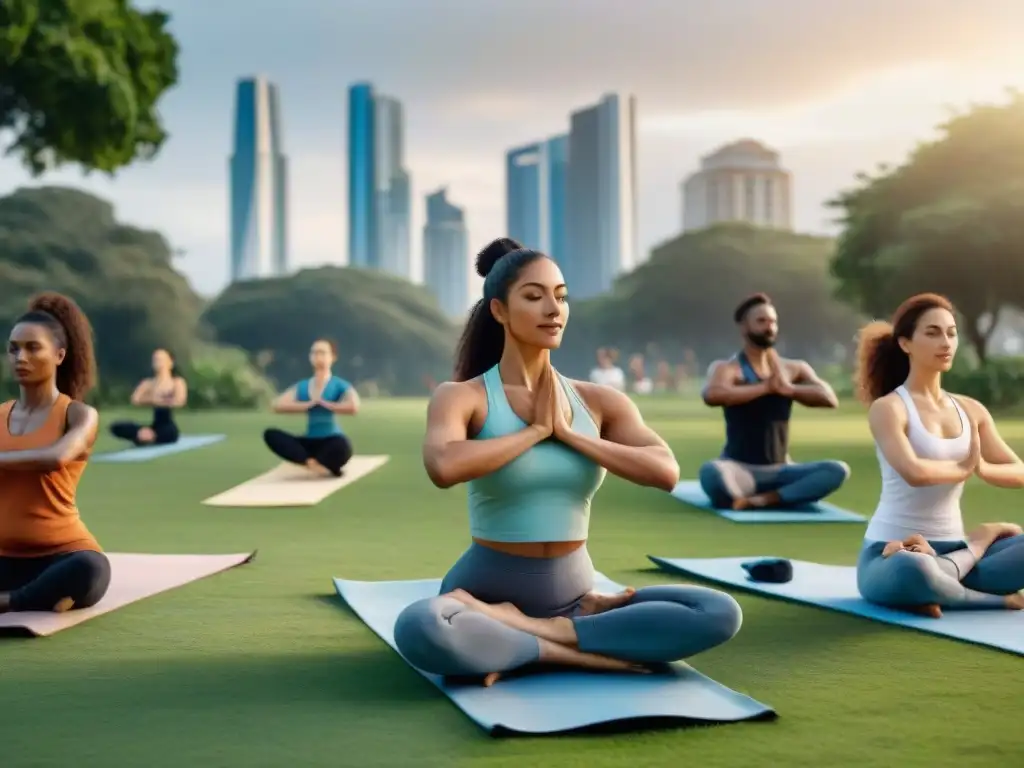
588, 348, 694, 395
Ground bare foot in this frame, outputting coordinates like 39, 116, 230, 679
733, 491, 781, 511
1005, 592, 1024, 611
577, 588, 636, 616
905, 603, 942, 619
304, 458, 332, 477
445, 589, 576, 645
445, 589, 525, 624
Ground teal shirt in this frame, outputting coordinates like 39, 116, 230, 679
295, 376, 351, 438
467, 365, 606, 542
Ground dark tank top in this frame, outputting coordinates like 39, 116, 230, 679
151, 381, 178, 428
152, 406, 174, 428
720, 352, 793, 465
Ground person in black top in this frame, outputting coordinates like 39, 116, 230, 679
109, 348, 187, 446
698, 293, 849, 510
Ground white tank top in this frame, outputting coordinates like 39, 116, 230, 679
864, 385, 968, 543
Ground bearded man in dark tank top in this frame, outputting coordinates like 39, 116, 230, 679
698, 293, 850, 510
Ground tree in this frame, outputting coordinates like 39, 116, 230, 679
830, 91, 1024, 363
202, 268, 459, 395
557, 223, 862, 375
0, 186, 204, 387
0, 0, 179, 174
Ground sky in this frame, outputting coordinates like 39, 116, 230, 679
1, 0, 1022, 297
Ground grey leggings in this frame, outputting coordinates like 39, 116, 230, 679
857, 535, 1024, 609
392, 543, 743, 677
699, 459, 850, 508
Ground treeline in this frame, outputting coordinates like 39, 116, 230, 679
0, 186, 459, 406
2, 4, 1023, 407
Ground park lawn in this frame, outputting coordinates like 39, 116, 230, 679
2, 398, 1023, 768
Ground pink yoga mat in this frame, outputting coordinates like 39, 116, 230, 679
0, 551, 256, 637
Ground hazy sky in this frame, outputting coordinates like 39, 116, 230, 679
1, 0, 1021, 296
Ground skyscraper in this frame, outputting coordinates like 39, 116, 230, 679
347, 82, 412, 279
564, 93, 638, 300
504, 134, 568, 262
681, 139, 793, 232
423, 188, 469, 319
229, 76, 288, 282
375, 95, 412, 278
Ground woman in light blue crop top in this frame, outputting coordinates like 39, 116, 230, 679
393, 238, 743, 685
262, 338, 360, 477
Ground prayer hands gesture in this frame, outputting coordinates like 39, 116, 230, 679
530, 365, 555, 439
765, 350, 794, 397
529, 364, 573, 441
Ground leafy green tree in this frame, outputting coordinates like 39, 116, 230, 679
559, 224, 862, 374
203, 267, 459, 395
0, 0, 179, 174
830, 91, 1024, 363
0, 186, 204, 385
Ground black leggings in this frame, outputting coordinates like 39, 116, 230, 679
110, 421, 180, 446
0, 550, 111, 612
263, 428, 353, 476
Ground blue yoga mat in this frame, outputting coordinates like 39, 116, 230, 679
92, 434, 226, 463
649, 555, 1024, 656
670, 480, 865, 523
333, 573, 776, 735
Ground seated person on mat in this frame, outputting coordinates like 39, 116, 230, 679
263, 338, 359, 477
393, 238, 743, 686
0, 293, 111, 614
855, 293, 1024, 618
109, 348, 187, 446
699, 293, 849, 510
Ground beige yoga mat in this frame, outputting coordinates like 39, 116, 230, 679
202, 455, 390, 508
0, 551, 255, 637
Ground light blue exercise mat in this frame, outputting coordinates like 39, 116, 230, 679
649, 555, 1024, 656
670, 480, 865, 523
333, 572, 776, 735
92, 434, 226, 463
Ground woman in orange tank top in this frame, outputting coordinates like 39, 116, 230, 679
0, 292, 110, 614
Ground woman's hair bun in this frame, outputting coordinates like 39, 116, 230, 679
475, 238, 525, 278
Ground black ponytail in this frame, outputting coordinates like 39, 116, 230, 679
452, 238, 548, 381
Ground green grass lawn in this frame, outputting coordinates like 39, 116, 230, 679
4, 398, 1024, 767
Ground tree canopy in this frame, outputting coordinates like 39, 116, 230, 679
557, 223, 862, 374
829, 90, 1024, 363
0, 0, 179, 174
0, 185, 204, 384
202, 268, 460, 395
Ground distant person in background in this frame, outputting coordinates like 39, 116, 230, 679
654, 360, 672, 393
263, 338, 359, 477
109, 348, 187, 446
0, 293, 110, 614
588, 347, 626, 391
629, 354, 653, 395
698, 293, 849, 510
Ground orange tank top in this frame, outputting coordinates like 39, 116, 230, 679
0, 394, 100, 557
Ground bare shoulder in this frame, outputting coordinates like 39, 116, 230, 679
949, 393, 991, 423
707, 357, 737, 375
868, 392, 905, 423
429, 379, 484, 410
67, 400, 97, 422
571, 378, 633, 418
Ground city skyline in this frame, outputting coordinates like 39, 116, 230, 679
229, 76, 288, 282
0, 1, 1020, 297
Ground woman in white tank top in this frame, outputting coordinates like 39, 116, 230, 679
853, 293, 1024, 618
